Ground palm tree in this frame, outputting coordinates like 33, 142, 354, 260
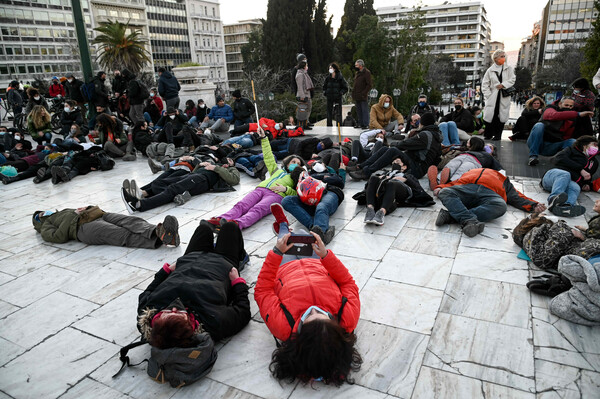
92, 19, 151, 74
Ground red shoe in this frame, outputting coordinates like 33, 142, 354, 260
427, 165, 439, 191
206, 217, 222, 227
270, 203, 288, 235
439, 167, 451, 185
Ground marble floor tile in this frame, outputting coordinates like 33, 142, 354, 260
53, 245, 137, 273
485, 210, 527, 230
0, 246, 73, 277
391, 227, 461, 258
457, 226, 521, 253
172, 378, 262, 399
329, 198, 363, 221
373, 249, 453, 290
535, 347, 600, 372
452, 248, 529, 285
327, 230, 395, 261
0, 300, 19, 319
117, 245, 186, 271
335, 255, 379, 291
58, 377, 131, 399
0, 291, 98, 349
1, 327, 118, 399
0, 336, 26, 368
531, 307, 600, 355
535, 359, 600, 399
424, 313, 535, 392
0, 271, 15, 286
405, 209, 462, 233
0, 228, 44, 254
289, 382, 387, 399
353, 319, 428, 397
412, 366, 535, 399
1, 265, 78, 307
240, 217, 279, 243
343, 209, 408, 237
440, 275, 531, 329
360, 278, 443, 334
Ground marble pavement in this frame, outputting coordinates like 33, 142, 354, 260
1, 151, 599, 399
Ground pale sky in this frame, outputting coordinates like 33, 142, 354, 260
220, 0, 548, 53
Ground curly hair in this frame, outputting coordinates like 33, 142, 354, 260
269, 319, 363, 386
512, 213, 553, 247
29, 105, 50, 129
150, 316, 196, 349
96, 113, 116, 130
525, 96, 545, 111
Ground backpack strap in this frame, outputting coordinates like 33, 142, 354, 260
280, 303, 295, 329
417, 131, 433, 161
337, 296, 348, 323
112, 339, 149, 378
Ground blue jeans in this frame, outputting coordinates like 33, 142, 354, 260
542, 168, 581, 205
438, 184, 507, 224
277, 222, 319, 265
282, 191, 339, 231
234, 117, 252, 127
223, 134, 254, 148
356, 100, 369, 127
235, 154, 264, 171
439, 121, 460, 146
189, 116, 199, 128
527, 123, 575, 157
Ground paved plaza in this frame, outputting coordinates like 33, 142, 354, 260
1, 122, 600, 398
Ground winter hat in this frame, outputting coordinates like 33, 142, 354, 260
421, 112, 436, 127
232, 90, 241, 98
391, 150, 410, 166
65, 73, 74, 78
166, 106, 176, 114
321, 137, 333, 150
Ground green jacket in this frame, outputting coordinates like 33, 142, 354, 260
98, 117, 127, 145
35, 209, 80, 243
256, 137, 297, 197
27, 115, 52, 140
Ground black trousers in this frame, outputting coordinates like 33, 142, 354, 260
366, 177, 410, 214
484, 92, 504, 140
351, 140, 383, 162
326, 98, 342, 127
139, 173, 210, 211
185, 222, 245, 266
360, 146, 402, 176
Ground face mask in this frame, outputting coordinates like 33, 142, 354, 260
484, 145, 493, 154
418, 101, 426, 107
287, 163, 298, 172
169, 115, 176, 120
34, 96, 40, 101
354, 66, 360, 71
199, 104, 205, 108
41, 149, 51, 155
312, 162, 326, 173
455, 105, 462, 111
497, 58, 505, 65
64, 107, 71, 113
274, 123, 281, 130
42, 210, 54, 217
383, 103, 390, 108
14, 135, 21, 141
376, 137, 384, 142
150, 93, 155, 97
476, 113, 483, 119
297, 306, 332, 333
392, 163, 403, 171
328, 68, 334, 74
316, 143, 323, 151
70, 129, 76, 134
67, 79, 73, 83
586, 146, 598, 157
573, 89, 580, 95
415, 120, 420, 126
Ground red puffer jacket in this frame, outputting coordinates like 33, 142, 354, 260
254, 250, 360, 341
48, 83, 65, 98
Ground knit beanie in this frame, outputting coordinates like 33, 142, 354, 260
421, 112, 436, 127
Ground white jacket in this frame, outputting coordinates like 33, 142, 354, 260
593, 67, 600, 90
481, 63, 516, 123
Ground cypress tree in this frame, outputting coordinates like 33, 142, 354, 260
312, 0, 334, 72
335, 0, 376, 66
262, 0, 306, 71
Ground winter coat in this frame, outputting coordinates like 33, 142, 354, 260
551, 145, 598, 187
255, 137, 297, 197
97, 117, 127, 145
64, 78, 85, 103
157, 112, 189, 130
48, 83, 65, 98
295, 68, 314, 101
441, 107, 474, 133
27, 115, 52, 140
157, 71, 181, 100
323, 73, 348, 100
192, 162, 240, 189
352, 67, 372, 101
481, 63, 516, 123
523, 221, 579, 269
7, 88, 23, 107
368, 170, 435, 211
572, 89, 596, 112
232, 98, 255, 121
133, 127, 154, 156
112, 75, 128, 95
254, 250, 360, 341
392, 125, 443, 178
207, 104, 233, 123
513, 108, 542, 134
92, 75, 110, 107
127, 79, 147, 105
59, 107, 84, 130
137, 251, 251, 342
33, 209, 79, 243
289, 137, 333, 161
541, 102, 580, 142
438, 168, 539, 212
369, 94, 404, 130
25, 96, 49, 115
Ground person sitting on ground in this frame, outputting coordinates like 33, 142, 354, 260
427, 136, 503, 190
279, 160, 347, 244
509, 96, 545, 141
149, 87, 163, 113
33, 206, 179, 247
184, 100, 198, 127
231, 90, 255, 127
27, 105, 53, 145
471, 106, 486, 136
155, 107, 192, 148
359, 151, 434, 226
571, 78, 596, 139
199, 97, 233, 133
59, 100, 84, 137
206, 127, 304, 230
254, 221, 362, 386
94, 113, 136, 161
24, 88, 50, 115
404, 113, 421, 135
408, 94, 436, 119
48, 76, 65, 98
541, 135, 598, 218
434, 168, 546, 237
438, 97, 473, 146
143, 97, 161, 128
132, 120, 154, 156
121, 156, 240, 212
368, 94, 404, 134
527, 96, 594, 166
196, 99, 207, 122
116, 92, 131, 124
137, 221, 250, 348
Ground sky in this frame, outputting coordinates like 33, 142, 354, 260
220, 0, 549, 54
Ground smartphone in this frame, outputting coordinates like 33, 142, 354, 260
287, 235, 316, 244
285, 234, 316, 256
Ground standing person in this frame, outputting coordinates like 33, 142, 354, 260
48, 76, 65, 98
509, 96, 545, 141
123, 69, 148, 124
64, 73, 85, 112
6, 81, 23, 115
88, 71, 110, 130
111, 70, 128, 97
352, 59, 372, 129
295, 61, 314, 130
231, 90, 255, 127
158, 67, 181, 110
481, 50, 516, 140
323, 62, 348, 127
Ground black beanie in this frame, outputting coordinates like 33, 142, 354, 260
232, 90, 241, 98
421, 112, 436, 127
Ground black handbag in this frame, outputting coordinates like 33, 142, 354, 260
501, 86, 516, 97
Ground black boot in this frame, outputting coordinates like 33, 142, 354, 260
1, 175, 19, 184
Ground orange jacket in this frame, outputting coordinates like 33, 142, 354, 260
254, 250, 360, 341
438, 168, 538, 212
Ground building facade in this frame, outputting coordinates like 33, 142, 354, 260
223, 19, 262, 89
377, 1, 491, 85
518, 22, 541, 70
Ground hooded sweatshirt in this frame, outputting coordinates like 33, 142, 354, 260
158, 71, 181, 100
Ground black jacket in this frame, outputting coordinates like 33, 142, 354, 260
92, 76, 109, 107
157, 112, 189, 131
133, 127, 154, 155
465, 151, 503, 171
232, 98, 255, 121
393, 125, 443, 178
127, 79, 147, 105
137, 251, 251, 342
112, 75, 128, 95
442, 108, 474, 133
59, 107, 84, 128
323, 74, 348, 100
7, 88, 24, 107
158, 71, 181, 100
64, 78, 85, 103
552, 145, 598, 187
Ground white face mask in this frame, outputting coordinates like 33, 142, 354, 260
14, 135, 21, 140
199, 104, 205, 108
169, 115, 176, 120
67, 79, 73, 83
312, 162, 326, 173
376, 137, 384, 142
384, 102, 390, 108
34, 96, 40, 101
64, 107, 70, 113
328, 68, 334, 74
150, 93, 155, 97
274, 123, 281, 130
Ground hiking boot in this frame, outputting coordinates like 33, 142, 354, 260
174, 190, 192, 205
50, 165, 61, 184
349, 169, 365, 180
323, 226, 335, 244
156, 215, 180, 246
346, 160, 358, 171
148, 158, 164, 174
427, 165, 439, 191
551, 204, 586, 217
462, 220, 485, 237
121, 187, 139, 214
36, 167, 47, 181
528, 157, 539, 166
122, 153, 137, 161
310, 225, 325, 242
2, 175, 17, 184
548, 192, 568, 212
55, 166, 70, 182
435, 209, 455, 226
439, 167, 451, 185
364, 207, 376, 223
270, 203, 289, 235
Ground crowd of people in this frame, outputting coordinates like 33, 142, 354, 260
2, 49, 600, 387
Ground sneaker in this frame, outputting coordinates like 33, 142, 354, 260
50, 165, 61, 184
462, 220, 485, 237
370, 209, 385, 225
36, 167, 47, 181
349, 169, 365, 180
528, 157, 539, 166
156, 215, 180, 246
439, 167, 451, 185
33, 176, 41, 184
270, 203, 289, 235
121, 187, 139, 214
206, 216, 222, 228
364, 207, 376, 223
427, 165, 439, 191
174, 190, 192, 205
122, 153, 136, 161
55, 167, 70, 182
435, 209, 455, 226
551, 204, 586, 217
548, 192, 568, 212
148, 158, 164, 174
129, 179, 142, 199
310, 225, 325, 241
323, 226, 335, 244
122, 179, 131, 194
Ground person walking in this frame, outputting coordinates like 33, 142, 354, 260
352, 59, 372, 129
481, 50, 515, 140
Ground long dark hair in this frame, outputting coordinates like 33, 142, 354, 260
467, 136, 485, 152
149, 316, 196, 349
269, 319, 362, 386
96, 113, 115, 130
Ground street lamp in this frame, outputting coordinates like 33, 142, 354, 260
258, 93, 264, 101
369, 88, 378, 104
268, 92, 274, 101
392, 88, 401, 105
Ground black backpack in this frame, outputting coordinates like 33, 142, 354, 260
92, 149, 115, 171
80, 81, 96, 101
135, 80, 150, 101
113, 332, 218, 388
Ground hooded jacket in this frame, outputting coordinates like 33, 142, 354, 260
256, 137, 297, 197
232, 97, 255, 121
551, 145, 598, 187
64, 78, 84, 103
92, 72, 110, 107
254, 250, 360, 341
392, 125, 443, 178
158, 71, 181, 100
137, 251, 251, 342
541, 101, 579, 142
369, 94, 404, 130
441, 107, 474, 133
32, 209, 79, 243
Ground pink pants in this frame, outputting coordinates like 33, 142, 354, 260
219, 187, 283, 229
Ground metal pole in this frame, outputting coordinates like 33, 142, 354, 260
71, 0, 94, 83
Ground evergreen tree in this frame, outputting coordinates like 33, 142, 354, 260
312, 0, 334, 72
514, 66, 533, 91
262, 0, 306, 71
581, 0, 600, 85
335, 0, 376, 66
241, 24, 264, 75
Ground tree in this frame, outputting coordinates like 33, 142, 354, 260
241, 25, 264, 75
514, 66, 533, 91
311, 0, 334, 72
581, 0, 600, 85
352, 15, 392, 95
335, 0, 376, 66
425, 54, 467, 103
92, 19, 151, 74
535, 45, 584, 92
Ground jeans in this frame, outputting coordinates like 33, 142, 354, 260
200, 118, 229, 132
355, 100, 369, 127
234, 117, 252, 127
34, 132, 53, 145
438, 184, 507, 224
235, 154, 264, 172
527, 123, 575, 157
189, 116, 199, 128
282, 191, 339, 231
541, 168, 581, 206
223, 134, 254, 148
439, 121, 460, 146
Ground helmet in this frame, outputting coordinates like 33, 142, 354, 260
297, 173, 326, 206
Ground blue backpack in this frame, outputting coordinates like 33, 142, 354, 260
80, 82, 96, 102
